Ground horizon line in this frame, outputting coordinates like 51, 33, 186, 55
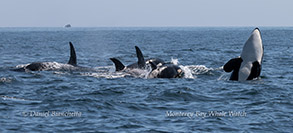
1, 25, 293, 28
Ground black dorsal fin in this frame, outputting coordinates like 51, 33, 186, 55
135, 46, 145, 69
110, 58, 125, 71
68, 42, 77, 66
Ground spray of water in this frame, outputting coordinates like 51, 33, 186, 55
179, 65, 196, 79
171, 58, 179, 65
171, 58, 195, 79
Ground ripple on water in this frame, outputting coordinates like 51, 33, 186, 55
0, 77, 14, 83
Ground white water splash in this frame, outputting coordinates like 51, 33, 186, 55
170, 58, 195, 79
108, 64, 116, 73
217, 73, 230, 81
0, 77, 13, 83
171, 58, 179, 65
187, 65, 214, 75
144, 64, 154, 79
179, 65, 196, 79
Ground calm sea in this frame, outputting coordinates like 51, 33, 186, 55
0, 27, 292, 132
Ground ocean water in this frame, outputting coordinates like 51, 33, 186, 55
0, 27, 292, 132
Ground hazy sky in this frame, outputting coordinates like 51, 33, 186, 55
0, 0, 292, 27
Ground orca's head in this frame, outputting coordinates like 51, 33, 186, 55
25, 62, 46, 71
156, 64, 184, 78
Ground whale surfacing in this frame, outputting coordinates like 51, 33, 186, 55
110, 46, 184, 78
110, 46, 165, 72
224, 28, 263, 81
12, 42, 86, 72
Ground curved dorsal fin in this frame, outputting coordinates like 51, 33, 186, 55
135, 46, 145, 69
110, 58, 125, 71
68, 42, 77, 66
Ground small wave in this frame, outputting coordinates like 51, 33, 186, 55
1, 95, 42, 103
81, 66, 134, 78
0, 77, 13, 83
53, 71, 70, 75
94, 66, 115, 72
81, 72, 130, 79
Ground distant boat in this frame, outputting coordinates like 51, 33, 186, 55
65, 24, 71, 28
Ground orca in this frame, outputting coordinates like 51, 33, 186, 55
110, 46, 184, 78
147, 62, 184, 78
224, 28, 263, 81
110, 46, 165, 71
12, 42, 92, 72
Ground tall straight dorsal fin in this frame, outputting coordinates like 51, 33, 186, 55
135, 46, 145, 68
68, 42, 77, 66
110, 58, 125, 71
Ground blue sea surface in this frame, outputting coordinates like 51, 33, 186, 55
0, 27, 292, 132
